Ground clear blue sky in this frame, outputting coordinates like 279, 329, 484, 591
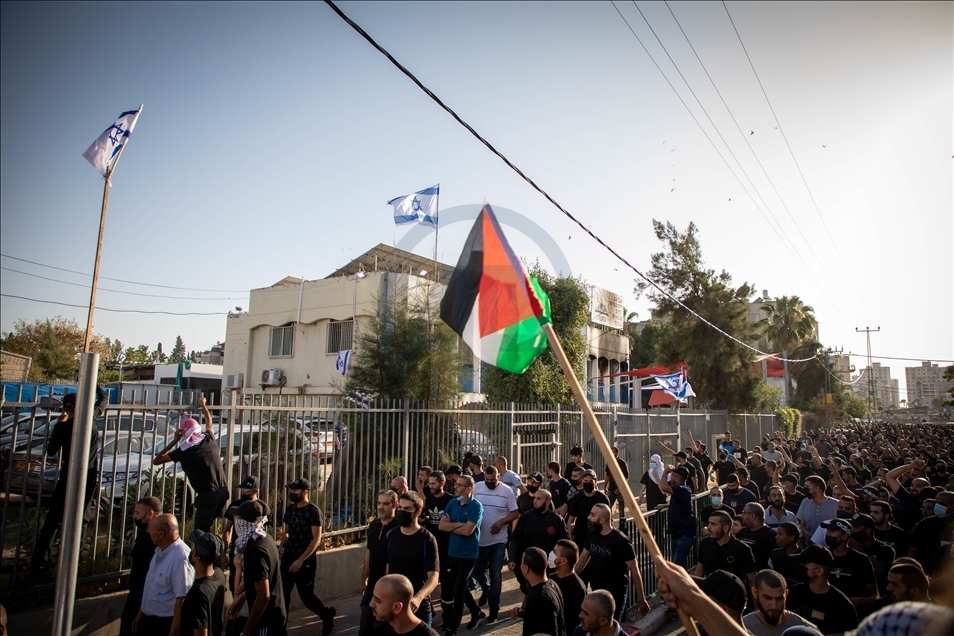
1, 1, 951, 397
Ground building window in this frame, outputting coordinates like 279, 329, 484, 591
326, 320, 354, 354
269, 324, 294, 357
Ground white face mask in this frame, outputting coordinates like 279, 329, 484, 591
547, 551, 558, 569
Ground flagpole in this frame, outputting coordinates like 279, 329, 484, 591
541, 323, 701, 636
432, 183, 439, 283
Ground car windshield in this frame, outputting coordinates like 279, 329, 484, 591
102, 437, 147, 456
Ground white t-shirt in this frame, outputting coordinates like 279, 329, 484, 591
499, 469, 523, 496
472, 481, 518, 546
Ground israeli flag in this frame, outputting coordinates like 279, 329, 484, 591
336, 349, 352, 376
650, 371, 696, 403
388, 184, 439, 228
117, 349, 127, 364
82, 105, 143, 176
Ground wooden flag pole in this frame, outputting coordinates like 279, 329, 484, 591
542, 323, 700, 636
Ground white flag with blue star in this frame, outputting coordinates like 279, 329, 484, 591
117, 349, 127, 364
336, 349, 352, 376
388, 184, 439, 228
82, 105, 143, 176
650, 371, 696, 403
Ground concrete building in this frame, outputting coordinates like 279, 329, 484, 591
586, 286, 630, 404
905, 361, 952, 407
194, 342, 225, 365
831, 354, 853, 384
852, 362, 899, 409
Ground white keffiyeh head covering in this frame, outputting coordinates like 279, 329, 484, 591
853, 601, 954, 636
649, 454, 667, 484
233, 515, 268, 554
178, 417, 204, 451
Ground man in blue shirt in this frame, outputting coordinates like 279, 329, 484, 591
658, 466, 696, 568
438, 475, 483, 636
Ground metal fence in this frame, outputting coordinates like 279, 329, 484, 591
0, 386, 776, 598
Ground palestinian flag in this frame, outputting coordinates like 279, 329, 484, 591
440, 204, 551, 374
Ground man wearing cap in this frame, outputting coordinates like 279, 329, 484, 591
858, 485, 880, 515
224, 476, 263, 591
822, 518, 878, 606
696, 570, 748, 626
228, 500, 285, 636
516, 472, 544, 515
281, 478, 336, 635
786, 545, 858, 634
471, 466, 519, 625
466, 456, 484, 483
780, 474, 806, 514
26, 389, 104, 584
695, 510, 757, 596
443, 466, 462, 491
742, 570, 818, 636
848, 514, 895, 595
736, 503, 777, 571
509, 489, 568, 594
133, 514, 194, 636
568, 469, 609, 549
657, 465, 695, 568
181, 530, 227, 636
657, 440, 698, 492
359, 490, 398, 636
154, 397, 229, 533
723, 473, 757, 516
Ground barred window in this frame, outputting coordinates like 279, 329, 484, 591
269, 324, 294, 357
326, 320, 354, 354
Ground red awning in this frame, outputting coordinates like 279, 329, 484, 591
648, 390, 677, 406
598, 362, 688, 380
758, 356, 785, 378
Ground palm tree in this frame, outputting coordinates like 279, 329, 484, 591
759, 295, 818, 354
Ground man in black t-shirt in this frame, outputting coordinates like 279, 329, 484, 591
281, 478, 336, 635
360, 490, 397, 636
769, 522, 805, 586
568, 470, 609, 548
182, 530, 227, 636
387, 492, 440, 625
575, 504, 649, 621
223, 475, 266, 594
228, 500, 286, 636
551, 540, 585, 636
787, 545, 858, 634
154, 397, 229, 532
712, 452, 736, 487
603, 447, 630, 524
849, 514, 895, 594
370, 574, 440, 636
870, 501, 909, 556
512, 547, 564, 636
423, 471, 453, 617
822, 518, 878, 603
780, 474, 807, 514
119, 496, 162, 636
700, 487, 735, 536
509, 489, 568, 594
516, 472, 544, 515
546, 462, 572, 515
694, 510, 757, 594
736, 502, 777, 570
564, 446, 592, 486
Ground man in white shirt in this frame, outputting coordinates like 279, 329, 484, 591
493, 456, 526, 497
471, 466, 519, 625
133, 514, 194, 636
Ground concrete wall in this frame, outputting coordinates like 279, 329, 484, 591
7, 543, 365, 636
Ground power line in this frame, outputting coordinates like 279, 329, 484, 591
322, 0, 817, 364
721, 1, 861, 298
0, 253, 249, 293
847, 353, 954, 364
659, 0, 853, 314
1, 293, 228, 316
1, 266, 242, 301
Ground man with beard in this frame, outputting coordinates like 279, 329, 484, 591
870, 500, 909, 556
546, 462, 572, 515
764, 486, 797, 530
743, 570, 818, 636
787, 545, 858, 635
694, 511, 757, 595
849, 514, 895, 595
779, 474, 806, 514
516, 472, 544, 515
423, 471, 454, 619
387, 492, 440, 625
723, 474, 757, 516
551, 540, 585, 636
657, 465, 695, 569
885, 563, 931, 603
736, 503, 777, 571
822, 518, 878, 606
359, 490, 398, 636
509, 489, 568, 594
119, 496, 162, 636
568, 470, 610, 550
471, 466, 518, 625
514, 547, 565, 636
370, 574, 440, 636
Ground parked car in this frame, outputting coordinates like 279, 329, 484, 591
292, 418, 345, 462
0, 411, 60, 483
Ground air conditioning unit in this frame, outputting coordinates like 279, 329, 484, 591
261, 368, 285, 386
226, 373, 244, 389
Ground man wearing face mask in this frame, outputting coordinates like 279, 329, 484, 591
119, 496, 162, 636
639, 454, 668, 512
551, 540, 585, 636
907, 489, 954, 574
470, 466, 519, 625
437, 475, 483, 636
821, 518, 878, 606
568, 470, 610, 549
848, 514, 895, 595
387, 492, 440, 625
564, 467, 586, 512
787, 545, 858, 634
228, 500, 285, 636
701, 487, 735, 536
509, 489, 568, 594
223, 476, 263, 589
795, 476, 839, 541
280, 478, 336, 635
723, 474, 757, 516
713, 450, 736, 487
575, 504, 650, 621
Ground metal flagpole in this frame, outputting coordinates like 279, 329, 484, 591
541, 323, 701, 636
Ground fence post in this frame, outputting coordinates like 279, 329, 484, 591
509, 402, 516, 468
402, 399, 411, 476
555, 403, 562, 464
227, 390, 237, 497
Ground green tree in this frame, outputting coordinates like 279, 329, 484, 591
628, 321, 665, 370
635, 221, 761, 411
170, 336, 187, 363
759, 296, 818, 353
346, 281, 462, 402
153, 342, 167, 363
481, 263, 589, 404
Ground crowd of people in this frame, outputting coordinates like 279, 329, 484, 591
20, 390, 954, 636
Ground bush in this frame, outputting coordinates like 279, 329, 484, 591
776, 407, 802, 440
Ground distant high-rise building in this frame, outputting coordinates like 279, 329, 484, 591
852, 362, 898, 409
905, 361, 952, 407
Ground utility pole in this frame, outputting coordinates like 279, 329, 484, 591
855, 327, 880, 421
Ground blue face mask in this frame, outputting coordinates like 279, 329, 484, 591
934, 503, 948, 517
711, 496, 723, 506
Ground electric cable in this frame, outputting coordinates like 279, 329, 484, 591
0, 266, 242, 301
1, 293, 228, 316
721, 0, 861, 297
846, 353, 953, 364
322, 0, 818, 363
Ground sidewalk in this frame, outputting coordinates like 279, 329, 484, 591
287, 577, 526, 636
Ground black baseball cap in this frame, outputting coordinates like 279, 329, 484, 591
236, 499, 267, 522
468, 455, 483, 466
794, 544, 834, 568
673, 466, 690, 480
821, 518, 852, 536
726, 473, 740, 483
286, 478, 310, 491
239, 475, 260, 490
851, 514, 875, 530
189, 529, 225, 562
581, 469, 597, 478
528, 471, 544, 484
226, 499, 269, 521
696, 570, 747, 615
780, 474, 799, 485
861, 486, 879, 499
675, 451, 688, 459
444, 465, 462, 476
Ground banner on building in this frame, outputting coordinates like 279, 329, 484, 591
590, 286, 624, 330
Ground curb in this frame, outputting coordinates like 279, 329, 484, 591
628, 599, 673, 636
